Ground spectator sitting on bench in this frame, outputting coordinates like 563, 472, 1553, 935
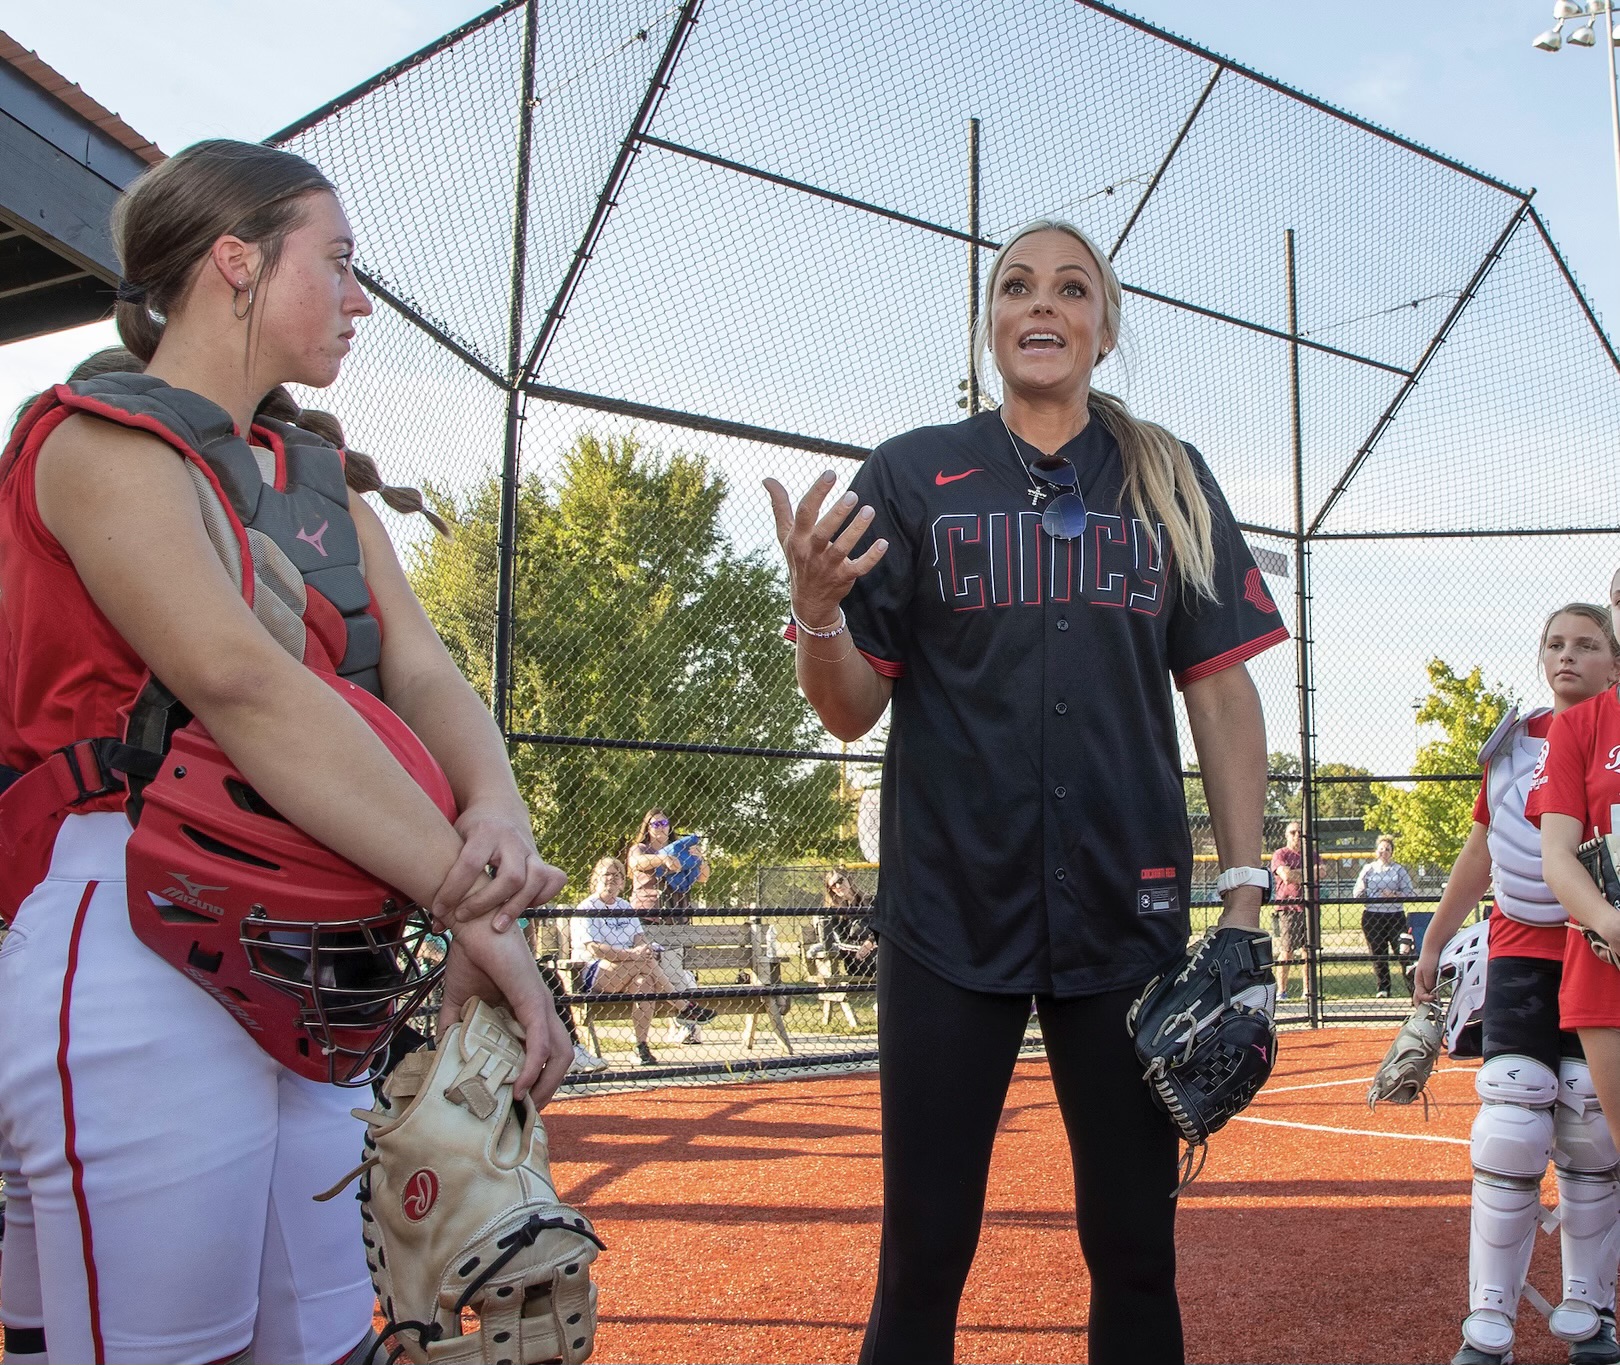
579, 857, 715, 1065
516, 915, 607, 1074
823, 868, 877, 978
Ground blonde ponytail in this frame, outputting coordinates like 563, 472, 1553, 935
973, 218, 1219, 600
1087, 390, 1216, 599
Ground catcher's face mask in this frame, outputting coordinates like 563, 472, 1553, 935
126, 675, 454, 1086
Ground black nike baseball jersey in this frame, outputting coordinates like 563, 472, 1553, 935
797, 407, 1288, 997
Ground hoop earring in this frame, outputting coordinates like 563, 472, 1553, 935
232, 284, 255, 321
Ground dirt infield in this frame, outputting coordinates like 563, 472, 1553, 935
0, 1026, 1586, 1361
540, 1026, 1551, 1365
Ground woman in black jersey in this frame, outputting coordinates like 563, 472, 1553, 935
765, 219, 1286, 1364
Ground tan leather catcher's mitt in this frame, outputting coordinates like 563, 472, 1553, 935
1367, 999, 1444, 1115
318, 997, 604, 1364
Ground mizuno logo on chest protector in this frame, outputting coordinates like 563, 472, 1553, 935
297, 520, 331, 557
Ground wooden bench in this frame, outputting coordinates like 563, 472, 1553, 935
801, 916, 878, 1029
558, 918, 794, 1057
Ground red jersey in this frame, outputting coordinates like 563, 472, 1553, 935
1525, 688, 1620, 838
0, 394, 381, 816
0, 399, 145, 813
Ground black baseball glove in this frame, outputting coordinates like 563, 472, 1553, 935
1126, 926, 1277, 1188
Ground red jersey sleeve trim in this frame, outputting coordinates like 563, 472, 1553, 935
781, 619, 906, 678
1174, 625, 1290, 690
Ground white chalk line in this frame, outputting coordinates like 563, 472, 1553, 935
1232, 1114, 1469, 1146
1264, 1067, 1473, 1096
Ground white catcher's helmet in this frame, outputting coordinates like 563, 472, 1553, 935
1438, 918, 1488, 1057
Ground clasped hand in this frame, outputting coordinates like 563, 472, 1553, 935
430, 805, 567, 933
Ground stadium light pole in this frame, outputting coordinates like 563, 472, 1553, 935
1534, 0, 1620, 243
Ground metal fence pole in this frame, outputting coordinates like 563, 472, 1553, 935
967, 117, 981, 415
493, 0, 540, 731
1285, 228, 1321, 1028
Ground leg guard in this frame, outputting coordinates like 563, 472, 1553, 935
1553, 1058, 1620, 1342
1463, 1054, 1558, 1355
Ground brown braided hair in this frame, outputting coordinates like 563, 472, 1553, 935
256, 387, 451, 538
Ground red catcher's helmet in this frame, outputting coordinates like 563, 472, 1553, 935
125, 673, 454, 1086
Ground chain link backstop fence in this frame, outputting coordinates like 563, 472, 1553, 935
267, 0, 1620, 1087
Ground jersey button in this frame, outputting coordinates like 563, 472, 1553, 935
1057, 618, 1069, 632
1054, 701, 1068, 715
1055, 786, 1067, 798
1054, 868, 1067, 881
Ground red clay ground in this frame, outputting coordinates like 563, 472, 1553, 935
0, 1026, 1585, 1362
540, 1026, 1552, 1364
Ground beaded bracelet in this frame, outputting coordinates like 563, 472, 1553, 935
793, 607, 847, 639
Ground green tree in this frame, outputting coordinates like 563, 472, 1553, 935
409, 431, 849, 901
1313, 762, 1376, 820
1363, 660, 1510, 871
1266, 751, 1302, 818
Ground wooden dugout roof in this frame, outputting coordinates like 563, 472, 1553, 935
0, 31, 162, 344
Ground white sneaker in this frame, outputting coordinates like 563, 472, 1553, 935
666, 1019, 702, 1045
569, 1042, 609, 1073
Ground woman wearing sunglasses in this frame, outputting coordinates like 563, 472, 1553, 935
765, 218, 1288, 1365
625, 807, 709, 920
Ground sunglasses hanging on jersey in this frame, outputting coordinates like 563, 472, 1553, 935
1001, 416, 1089, 540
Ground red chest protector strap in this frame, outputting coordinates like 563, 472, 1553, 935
0, 736, 160, 919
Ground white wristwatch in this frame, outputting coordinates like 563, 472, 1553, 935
1215, 866, 1273, 902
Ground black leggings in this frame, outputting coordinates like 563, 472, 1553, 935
860, 941, 1182, 1365
538, 959, 581, 1046
1361, 909, 1409, 994
1481, 952, 1581, 1072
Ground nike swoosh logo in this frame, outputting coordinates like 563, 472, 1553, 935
935, 469, 984, 486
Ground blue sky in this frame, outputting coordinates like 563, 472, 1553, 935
3, 0, 1616, 775
6, 0, 1619, 340
8, 0, 1614, 415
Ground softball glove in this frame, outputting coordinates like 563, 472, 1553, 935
1578, 834, 1620, 967
317, 997, 604, 1364
1367, 999, 1444, 1115
1126, 925, 1277, 1187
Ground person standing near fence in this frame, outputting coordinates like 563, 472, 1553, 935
1269, 820, 1313, 1002
765, 218, 1287, 1365
1354, 835, 1417, 997
626, 807, 709, 924
1411, 603, 1620, 1365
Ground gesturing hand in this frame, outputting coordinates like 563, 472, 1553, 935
763, 471, 889, 622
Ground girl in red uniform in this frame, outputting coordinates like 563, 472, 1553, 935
0, 140, 569, 1364
1534, 583, 1620, 1143
1414, 604, 1620, 1365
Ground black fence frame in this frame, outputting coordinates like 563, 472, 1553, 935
270, 0, 1620, 1070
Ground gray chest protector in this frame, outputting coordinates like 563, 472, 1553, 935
1482, 706, 1561, 926
62, 372, 382, 697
